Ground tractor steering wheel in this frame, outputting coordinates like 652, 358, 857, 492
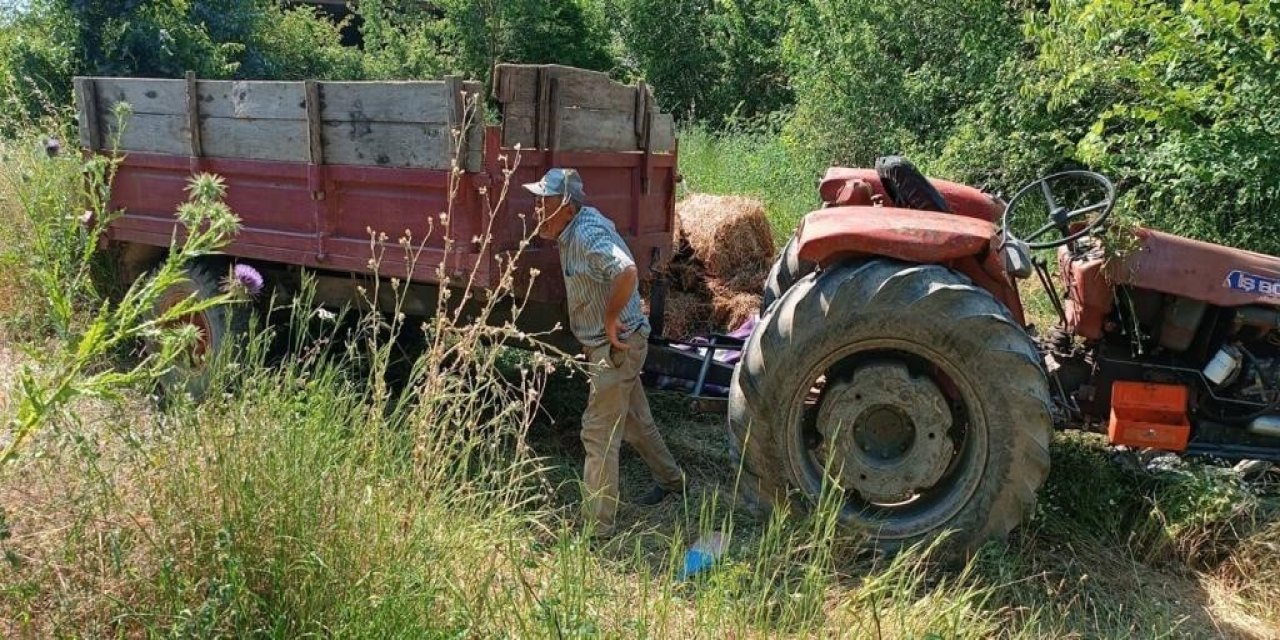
1002, 171, 1115, 250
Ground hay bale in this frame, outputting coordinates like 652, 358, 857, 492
677, 194, 776, 280
663, 290, 714, 340
719, 265, 770, 296
710, 281, 760, 332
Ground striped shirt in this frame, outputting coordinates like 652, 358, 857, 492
558, 206, 649, 348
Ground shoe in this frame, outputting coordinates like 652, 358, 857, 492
636, 482, 684, 506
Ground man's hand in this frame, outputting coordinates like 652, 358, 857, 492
606, 316, 630, 351
604, 266, 639, 351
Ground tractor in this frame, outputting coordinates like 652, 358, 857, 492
729, 157, 1280, 556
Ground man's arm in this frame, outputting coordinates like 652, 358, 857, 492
604, 265, 638, 351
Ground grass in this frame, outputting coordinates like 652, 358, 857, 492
3, 127, 1280, 638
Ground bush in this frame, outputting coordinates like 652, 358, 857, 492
613, 0, 789, 122
1020, 0, 1280, 253
781, 0, 1021, 167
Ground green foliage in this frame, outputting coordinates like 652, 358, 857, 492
356, 0, 454, 80
443, 0, 616, 81
612, 0, 789, 122
1024, 0, 1280, 253
1, 123, 244, 463
0, 2, 76, 129
782, 0, 1022, 167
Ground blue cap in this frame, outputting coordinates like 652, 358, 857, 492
523, 168, 586, 203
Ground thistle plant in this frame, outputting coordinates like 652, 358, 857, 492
1, 171, 242, 464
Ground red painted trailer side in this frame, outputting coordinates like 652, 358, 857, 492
104, 126, 678, 306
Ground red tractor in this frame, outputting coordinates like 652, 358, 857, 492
729, 157, 1280, 556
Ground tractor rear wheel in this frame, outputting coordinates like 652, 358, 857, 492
152, 260, 247, 400
761, 235, 815, 313
729, 260, 1051, 557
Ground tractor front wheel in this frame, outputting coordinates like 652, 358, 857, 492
729, 260, 1052, 557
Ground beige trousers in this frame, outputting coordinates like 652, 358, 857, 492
581, 330, 684, 536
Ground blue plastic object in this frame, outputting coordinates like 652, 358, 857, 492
677, 532, 728, 581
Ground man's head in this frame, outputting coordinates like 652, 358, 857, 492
524, 168, 586, 239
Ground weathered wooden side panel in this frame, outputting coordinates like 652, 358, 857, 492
73, 76, 485, 170
202, 118, 310, 162
320, 81, 453, 124
493, 64, 675, 153
557, 108, 643, 152
100, 112, 191, 156
197, 80, 306, 119
321, 122, 452, 168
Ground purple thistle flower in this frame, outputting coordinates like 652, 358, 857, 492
232, 263, 264, 296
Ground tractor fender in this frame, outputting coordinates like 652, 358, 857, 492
795, 206, 998, 267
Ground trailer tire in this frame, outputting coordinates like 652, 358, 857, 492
151, 260, 248, 400
729, 260, 1051, 557
761, 235, 815, 313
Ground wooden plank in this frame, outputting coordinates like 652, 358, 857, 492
462, 80, 485, 172
319, 81, 452, 124
196, 80, 305, 120
100, 112, 191, 156
634, 81, 648, 138
321, 121, 452, 168
534, 67, 549, 149
91, 77, 186, 115
304, 80, 323, 164
445, 75, 464, 169
504, 110, 674, 154
557, 108, 638, 151
494, 64, 640, 113
200, 118, 310, 162
546, 77, 561, 151
501, 115, 535, 150
73, 77, 101, 150
185, 71, 203, 157
649, 113, 675, 153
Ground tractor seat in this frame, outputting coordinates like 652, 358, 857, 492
819, 165, 1005, 224
875, 156, 950, 213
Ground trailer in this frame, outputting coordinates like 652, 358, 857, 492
74, 64, 733, 398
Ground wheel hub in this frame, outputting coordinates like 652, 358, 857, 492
815, 362, 955, 503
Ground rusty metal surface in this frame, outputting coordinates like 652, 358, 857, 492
1057, 248, 1111, 340
105, 126, 678, 307
817, 362, 954, 504
820, 167, 1005, 223
1111, 228, 1280, 308
795, 206, 997, 266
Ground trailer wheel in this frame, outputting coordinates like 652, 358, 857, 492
729, 260, 1051, 557
151, 261, 247, 400
761, 235, 815, 313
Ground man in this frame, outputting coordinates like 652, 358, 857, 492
524, 168, 685, 538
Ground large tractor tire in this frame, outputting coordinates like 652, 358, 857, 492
152, 260, 248, 400
729, 260, 1051, 557
760, 235, 815, 313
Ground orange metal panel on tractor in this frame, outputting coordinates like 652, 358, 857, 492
1108, 381, 1191, 451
